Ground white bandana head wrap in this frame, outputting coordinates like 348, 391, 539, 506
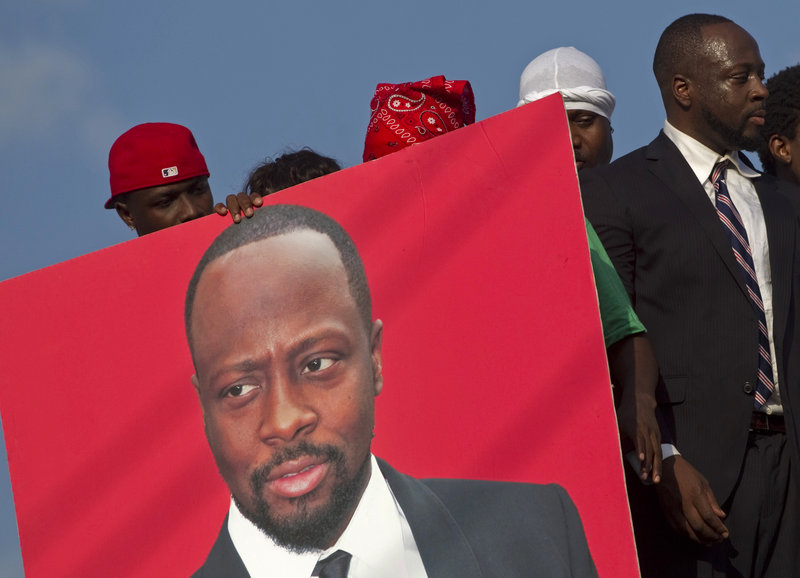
517, 46, 615, 119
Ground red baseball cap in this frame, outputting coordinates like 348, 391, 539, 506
105, 123, 210, 208
363, 75, 475, 162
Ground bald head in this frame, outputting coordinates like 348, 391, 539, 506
653, 13, 733, 90
651, 15, 767, 153
185, 205, 373, 355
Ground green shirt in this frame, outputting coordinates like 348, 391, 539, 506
585, 218, 646, 347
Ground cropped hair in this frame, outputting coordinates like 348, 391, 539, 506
653, 14, 732, 87
758, 65, 800, 174
245, 149, 341, 197
185, 204, 372, 350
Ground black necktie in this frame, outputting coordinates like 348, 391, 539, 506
312, 550, 352, 578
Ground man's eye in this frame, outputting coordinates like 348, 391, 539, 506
572, 115, 596, 127
155, 197, 175, 208
226, 384, 257, 397
302, 358, 335, 374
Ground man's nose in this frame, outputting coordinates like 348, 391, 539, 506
752, 78, 768, 101
175, 193, 207, 223
259, 379, 317, 444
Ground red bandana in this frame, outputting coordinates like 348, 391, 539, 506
363, 75, 475, 162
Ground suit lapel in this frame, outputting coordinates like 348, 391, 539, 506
194, 516, 251, 578
378, 459, 484, 578
645, 132, 750, 300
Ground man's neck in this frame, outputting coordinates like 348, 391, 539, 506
665, 115, 730, 156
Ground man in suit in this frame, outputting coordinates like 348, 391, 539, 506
184, 204, 597, 577
581, 13, 799, 577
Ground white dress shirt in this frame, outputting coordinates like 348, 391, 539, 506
227, 454, 429, 578
663, 120, 782, 415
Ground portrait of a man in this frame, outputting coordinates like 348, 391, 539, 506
184, 204, 597, 577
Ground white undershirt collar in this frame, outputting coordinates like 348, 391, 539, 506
227, 454, 428, 578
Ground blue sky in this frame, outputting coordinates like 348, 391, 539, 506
1, 1, 798, 574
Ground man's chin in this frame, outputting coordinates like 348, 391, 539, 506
235, 491, 338, 553
738, 132, 765, 152
234, 449, 371, 552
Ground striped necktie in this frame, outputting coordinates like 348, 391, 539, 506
312, 550, 351, 578
711, 160, 774, 408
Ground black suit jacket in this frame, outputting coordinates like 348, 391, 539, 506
192, 459, 597, 577
580, 131, 800, 502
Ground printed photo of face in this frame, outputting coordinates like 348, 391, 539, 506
188, 229, 383, 551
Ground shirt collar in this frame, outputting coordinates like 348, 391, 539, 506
227, 454, 412, 577
321, 455, 412, 574
662, 120, 760, 183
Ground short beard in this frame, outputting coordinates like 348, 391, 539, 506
233, 441, 370, 553
701, 105, 764, 152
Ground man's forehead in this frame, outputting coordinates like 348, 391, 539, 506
189, 229, 356, 356
194, 230, 346, 308
699, 23, 759, 63
567, 108, 599, 116
219, 229, 339, 269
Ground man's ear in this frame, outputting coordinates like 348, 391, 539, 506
672, 74, 693, 109
191, 374, 207, 426
191, 374, 201, 395
370, 320, 383, 397
114, 201, 137, 231
768, 134, 793, 166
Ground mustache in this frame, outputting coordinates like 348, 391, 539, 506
250, 440, 343, 493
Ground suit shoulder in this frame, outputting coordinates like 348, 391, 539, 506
422, 478, 580, 514
580, 145, 651, 186
421, 479, 580, 532
191, 517, 250, 578
758, 173, 800, 215
421, 479, 595, 575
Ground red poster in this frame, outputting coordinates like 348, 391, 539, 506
0, 95, 637, 576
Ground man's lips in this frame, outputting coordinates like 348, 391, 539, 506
264, 456, 329, 499
749, 110, 766, 125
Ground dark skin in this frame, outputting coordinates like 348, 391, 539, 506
653, 21, 769, 545
189, 232, 383, 549
662, 23, 767, 155
568, 108, 662, 482
115, 176, 215, 236
215, 192, 264, 223
768, 129, 800, 186
607, 334, 661, 483
115, 176, 263, 235
568, 109, 613, 170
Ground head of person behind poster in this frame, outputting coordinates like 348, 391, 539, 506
106, 123, 215, 236
518, 47, 615, 171
183, 204, 596, 576
216, 148, 341, 224
758, 64, 800, 186
245, 148, 341, 197
362, 75, 475, 161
